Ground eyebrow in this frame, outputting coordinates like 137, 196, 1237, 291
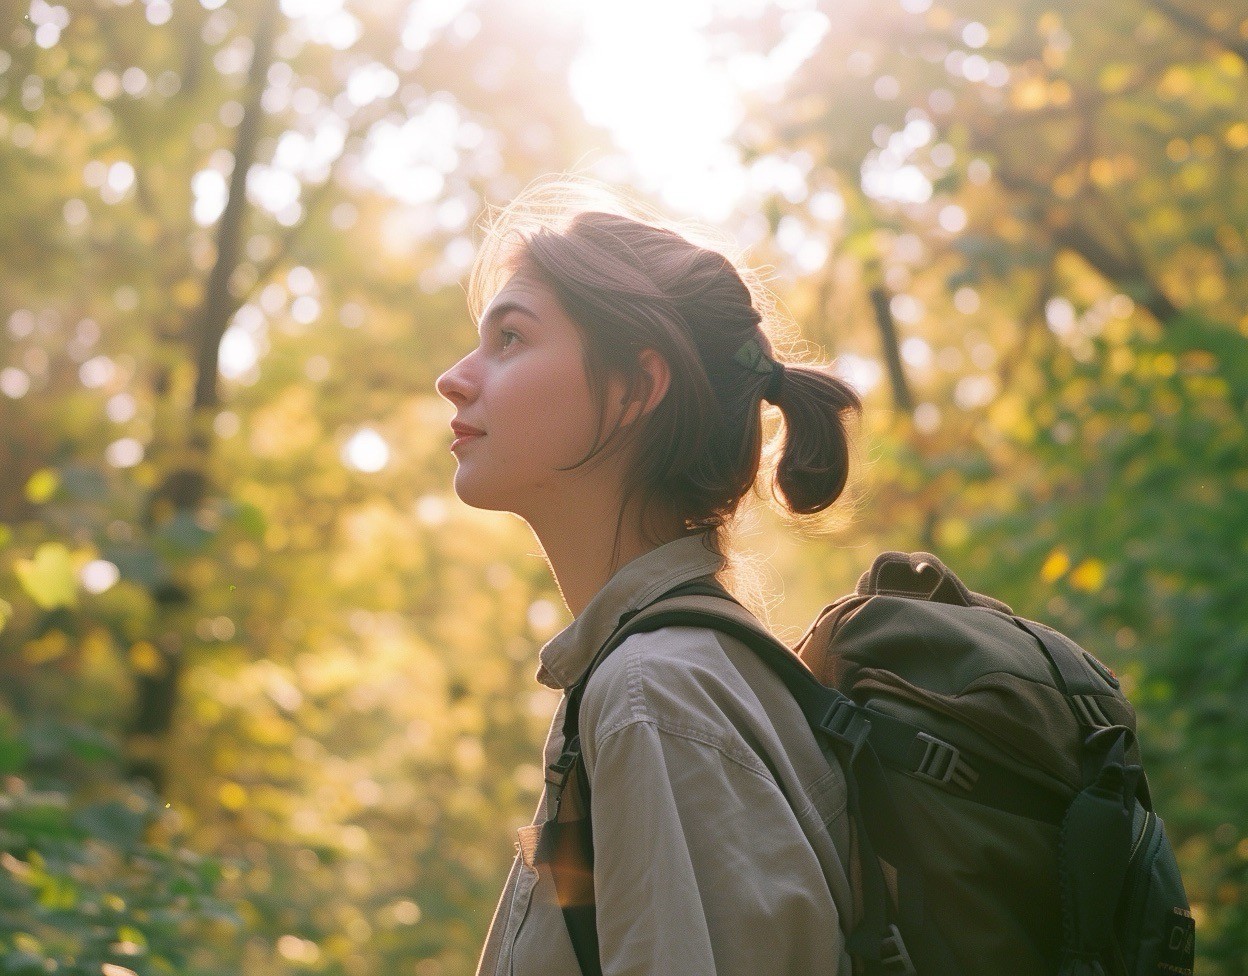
478, 300, 540, 339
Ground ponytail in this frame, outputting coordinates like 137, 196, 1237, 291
765, 362, 863, 516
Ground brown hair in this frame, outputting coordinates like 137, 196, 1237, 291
468, 175, 864, 611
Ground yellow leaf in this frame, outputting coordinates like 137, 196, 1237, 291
128, 641, 166, 677
171, 277, 202, 309
936, 518, 970, 549
1098, 63, 1135, 93
1070, 559, 1106, 592
1037, 12, 1062, 34
1108, 347, 1135, 377
14, 542, 78, 609
116, 925, 147, 947
1218, 51, 1244, 76
1089, 158, 1116, 188
1040, 550, 1070, 583
1196, 274, 1225, 302
0, 598, 10, 634
24, 630, 69, 665
24, 469, 59, 504
219, 781, 248, 811
1158, 66, 1194, 99
1012, 77, 1048, 110
1053, 171, 1082, 199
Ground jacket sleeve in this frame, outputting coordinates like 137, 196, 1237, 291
583, 716, 849, 976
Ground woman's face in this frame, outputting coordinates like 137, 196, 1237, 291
435, 272, 618, 517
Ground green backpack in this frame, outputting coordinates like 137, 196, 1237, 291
539, 550, 1195, 976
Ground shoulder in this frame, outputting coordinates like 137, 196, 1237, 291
579, 624, 766, 754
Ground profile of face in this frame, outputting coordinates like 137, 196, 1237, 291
435, 272, 620, 520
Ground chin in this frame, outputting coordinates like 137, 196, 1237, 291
452, 467, 514, 513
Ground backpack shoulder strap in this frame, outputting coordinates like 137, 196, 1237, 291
542, 577, 907, 976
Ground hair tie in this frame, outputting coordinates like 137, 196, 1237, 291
763, 361, 785, 403
734, 338, 784, 403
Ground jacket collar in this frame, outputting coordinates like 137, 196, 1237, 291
536, 530, 726, 691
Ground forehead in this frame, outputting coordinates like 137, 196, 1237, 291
482, 272, 557, 317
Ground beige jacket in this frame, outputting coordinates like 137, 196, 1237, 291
475, 532, 855, 976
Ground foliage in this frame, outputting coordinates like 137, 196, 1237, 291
734, 0, 1248, 965
0, 711, 240, 975
2, 0, 1244, 973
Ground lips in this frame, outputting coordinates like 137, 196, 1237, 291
450, 420, 486, 452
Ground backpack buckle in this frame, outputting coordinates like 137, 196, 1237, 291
880, 924, 917, 975
913, 733, 979, 792
546, 748, 579, 814
819, 699, 872, 761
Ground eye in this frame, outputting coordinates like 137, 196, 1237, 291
499, 328, 520, 350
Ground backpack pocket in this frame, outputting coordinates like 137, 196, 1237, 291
1113, 806, 1195, 976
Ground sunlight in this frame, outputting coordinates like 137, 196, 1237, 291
568, 0, 743, 221
342, 428, 391, 473
341, 0, 829, 222
279, 0, 360, 49
549, 0, 825, 220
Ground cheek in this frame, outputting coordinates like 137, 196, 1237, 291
496, 353, 602, 464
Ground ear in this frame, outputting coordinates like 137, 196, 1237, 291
616, 348, 671, 428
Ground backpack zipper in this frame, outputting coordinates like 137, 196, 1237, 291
1129, 809, 1153, 866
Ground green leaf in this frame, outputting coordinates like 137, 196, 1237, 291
0, 950, 48, 975
154, 511, 215, 556
2, 798, 75, 840
226, 500, 267, 540
101, 543, 172, 591
13, 543, 77, 610
0, 711, 27, 775
71, 801, 148, 850
59, 465, 109, 502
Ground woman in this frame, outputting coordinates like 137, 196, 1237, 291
435, 176, 865, 976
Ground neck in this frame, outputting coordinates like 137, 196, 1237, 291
524, 482, 686, 617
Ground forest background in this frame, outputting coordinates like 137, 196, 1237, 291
1, 0, 1244, 973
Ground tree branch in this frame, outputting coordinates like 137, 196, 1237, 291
1151, 0, 1248, 65
189, 2, 280, 414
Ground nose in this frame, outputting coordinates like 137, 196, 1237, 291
436, 353, 477, 404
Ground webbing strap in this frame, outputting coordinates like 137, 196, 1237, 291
597, 592, 914, 974
1057, 727, 1141, 976
542, 579, 739, 976
558, 581, 736, 756
616, 599, 1073, 826
862, 706, 1071, 825
1012, 617, 1105, 698
1012, 616, 1156, 813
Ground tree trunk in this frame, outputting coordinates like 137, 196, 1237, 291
869, 285, 914, 414
126, 2, 280, 790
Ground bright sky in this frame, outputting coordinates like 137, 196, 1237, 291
205, 0, 999, 234
214, 0, 891, 402
566, 0, 829, 221
261, 0, 831, 223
